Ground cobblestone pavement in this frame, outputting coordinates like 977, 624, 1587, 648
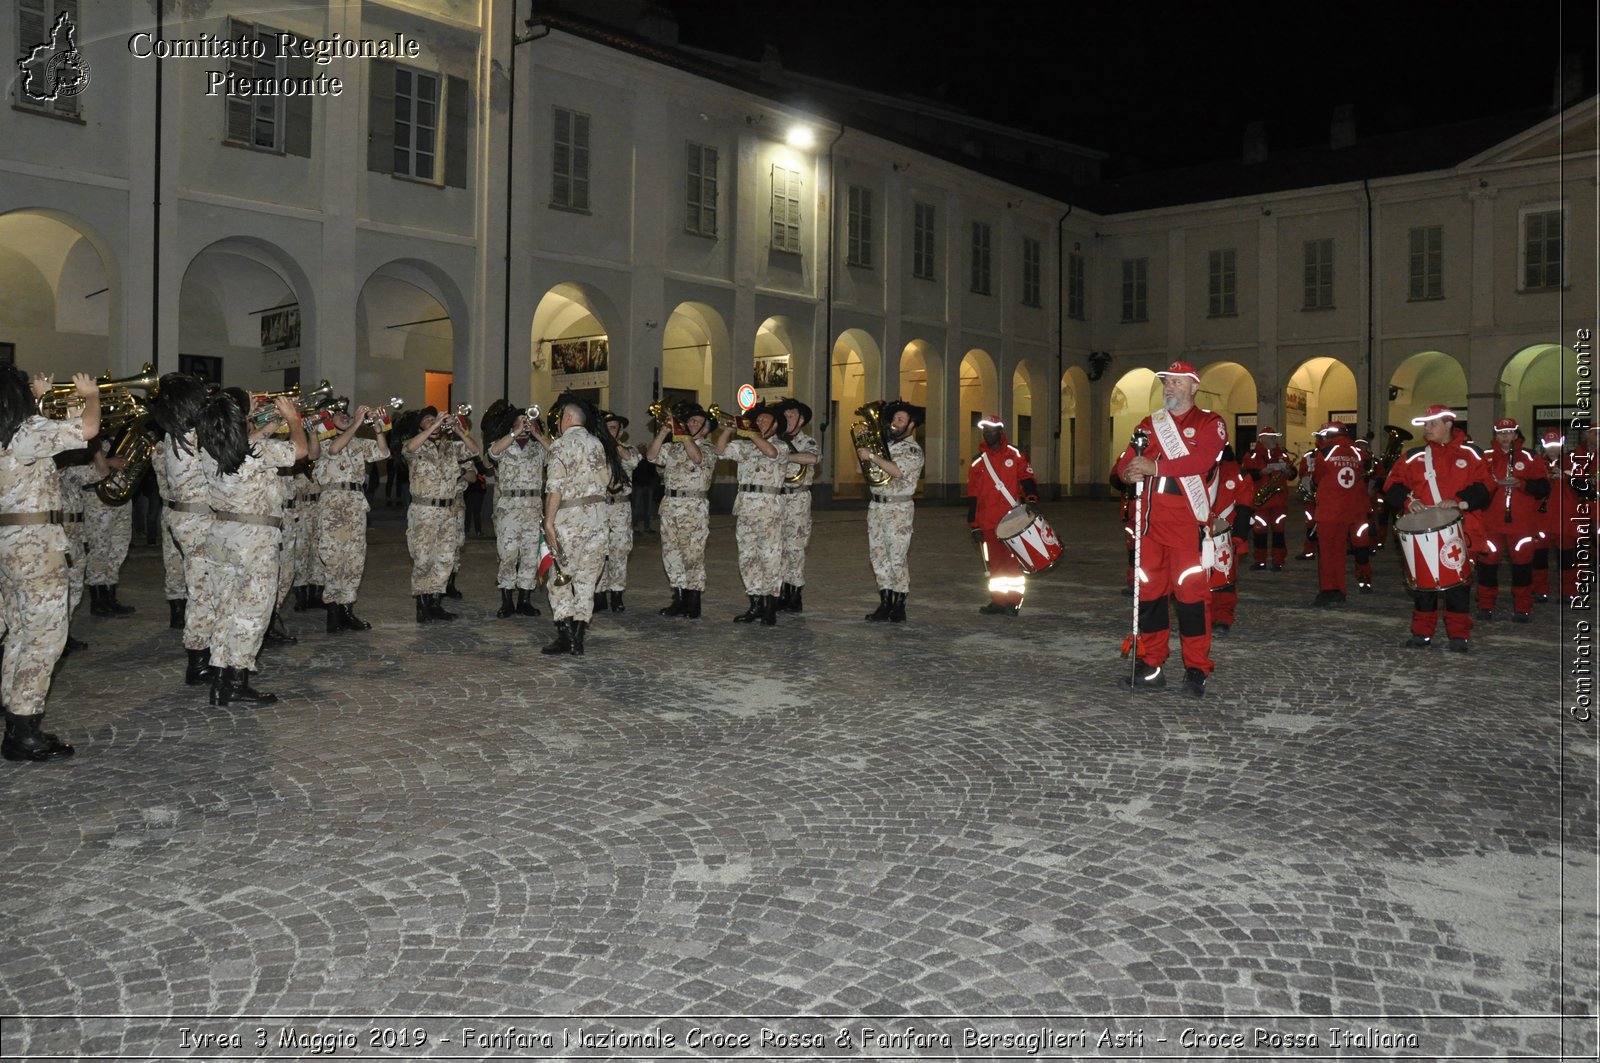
1, 500, 1594, 1060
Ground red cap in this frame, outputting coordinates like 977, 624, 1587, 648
1492, 417, 1518, 433
1155, 360, 1200, 382
1316, 421, 1346, 436
1410, 404, 1457, 426
977, 413, 1005, 428
1541, 429, 1565, 446
1257, 426, 1281, 437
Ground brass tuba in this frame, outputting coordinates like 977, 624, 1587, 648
84, 366, 161, 506
850, 400, 892, 487
1366, 424, 1413, 478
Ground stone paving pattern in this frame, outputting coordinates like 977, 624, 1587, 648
0, 499, 1594, 1060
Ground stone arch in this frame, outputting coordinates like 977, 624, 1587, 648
0, 209, 117, 373
959, 349, 999, 463
831, 327, 882, 496
1059, 365, 1091, 495
1108, 367, 1160, 461
356, 259, 473, 412
900, 339, 944, 486
661, 301, 728, 410
1390, 350, 1467, 436
1284, 356, 1358, 455
179, 236, 314, 391
755, 315, 802, 402
1011, 359, 1041, 459
1500, 343, 1579, 439
530, 282, 623, 409
1197, 360, 1259, 451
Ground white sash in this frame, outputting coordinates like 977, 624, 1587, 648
1150, 409, 1214, 523
979, 451, 1019, 508
1421, 445, 1442, 504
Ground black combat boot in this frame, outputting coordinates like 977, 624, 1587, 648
326, 603, 343, 632
2, 711, 74, 762
889, 592, 907, 623
89, 586, 113, 617
415, 595, 431, 624
569, 620, 587, 655
185, 648, 216, 686
777, 583, 795, 611
660, 588, 685, 617
541, 620, 572, 655
231, 669, 278, 705
292, 585, 309, 611
515, 589, 540, 617
444, 573, 463, 600
761, 595, 779, 626
866, 589, 892, 622
733, 595, 763, 622
426, 593, 456, 621
593, 591, 609, 613
63, 633, 87, 654
684, 588, 702, 619
340, 604, 371, 631
263, 610, 297, 645
209, 666, 237, 706
104, 585, 135, 616
169, 598, 187, 629
789, 585, 803, 613
308, 584, 326, 608
497, 589, 516, 618
610, 590, 626, 613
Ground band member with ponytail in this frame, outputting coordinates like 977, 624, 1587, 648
314, 399, 389, 633
403, 406, 481, 623
1112, 361, 1226, 698
84, 435, 136, 617
646, 402, 716, 619
861, 399, 925, 623
484, 402, 547, 620
542, 393, 624, 655
596, 411, 639, 613
1474, 417, 1549, 622
0, 368, 97, 761
775, 398, 821, 612
195, 392, 307, 706
714, 402, 793, 625
149, 372, 217, 685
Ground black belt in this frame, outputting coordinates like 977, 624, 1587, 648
738, 485, 781, 495
665, 489, 706, 499
0, 511, 64, 526
214, 510, 283, 530
1155, 477, 1185, 496
412, 497, 455, 508
871, 493, 910, 504
62, 513, 84, 524
166, 499, 210, 515
499, 488, 541, 498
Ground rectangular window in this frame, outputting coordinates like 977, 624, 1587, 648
685, 142, 718, 236
1208, 248, 1237, 316
1303, 238, 1334, 309
1522, 207, 1564, 290
770, 164, 801, 253
847, 185, 873, 267
1408, 225, 1443, 300
1021, 237, 1041, 307
15, 0, 81, 118
1120, 258, 1148, 323
970, 222, 992, 295
224, 18, 285, 150
551, 107, 591, 210
392, 66, 440, 181
913, 202, 936, 280
1067, 251, 1086, 320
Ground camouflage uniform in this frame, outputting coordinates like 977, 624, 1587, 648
489, 437, 546, 590
779, 430, 820, 589
203, 439, 298, 673
652, 437, 717, 590
407, 440, 469, 595
274, 467, 310, 610
0, 416, 85, 716
314, 438, 384, 605
868, 435, 925, 592
291, 473, 324, 590
600, 445, 640, 594
58, 461, 95, 617
83, 448, 132, 588
722, 438, 788, 597
154, 431, 217, 654
544, 426, 611, 623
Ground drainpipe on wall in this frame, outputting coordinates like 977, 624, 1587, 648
820, 125, 846, 489
1054, 204, 1072, 499
152, 3, 163, 371
504, 5, 550, 399
1363, 178, 1374, 437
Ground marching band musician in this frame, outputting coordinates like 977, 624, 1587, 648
596, 411, 639, 614
775, 398, 821, 613
1307, 421, 1376, 605
55, 449, 94, 655
445, 410, 474, 604
314, 400, 390, 633
484, 402, 548, 620
860, 400, 925, 623
84, 436, 136, 617
542, 393, 626, 655
1381, 404, 1492, 652
1111, 360, 1226, 698
967, 413, 1037, 616
148, 372, 218, 685
1242, 426, 1296, 570
1208, 444, 1250, 635
289, 463, 325, 618
194, 391, 308, 706
0, 368, 98, 761
1474, 417, 1550, 623
646, 401, 717, 619
714, 402, 795, 626
1294, 443, 1318, 561
403, 406, 481, 623
266, 462, 312, 646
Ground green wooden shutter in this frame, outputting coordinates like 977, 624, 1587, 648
367, 59, 394, 173
443, 75, 468, 188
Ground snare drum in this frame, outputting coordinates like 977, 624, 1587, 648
1394, 507, 1472, 591
1207, 515, 1237, 590
995, 504, 1063, 574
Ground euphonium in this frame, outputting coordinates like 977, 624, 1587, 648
39, 364, 158, 430
850, 400, 893, 487
74, 365, 161, 506
1366, 423, 1413, 478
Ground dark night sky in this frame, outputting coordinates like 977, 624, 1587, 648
667, 0, 1596, 173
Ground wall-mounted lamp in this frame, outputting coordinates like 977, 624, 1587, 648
1261, 207, 1273, 216
786, 124, 814, 149
644, 320, 659, 330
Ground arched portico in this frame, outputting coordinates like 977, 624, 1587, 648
179, 237, 312, 392
0, 210, 116, 375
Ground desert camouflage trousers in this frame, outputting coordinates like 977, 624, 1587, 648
493, 497, 542, 590
547, 504, 607, 623
204, 519, 281, 671
736, 498, 785, 597
600, 500, 633, 592
408, 504, 457, 595
84, 497, 132, 586
658, 497, 709, 590
868, 501, 915, 592
453, 501, 466, 575
165, 509, 216, 653
0, 528, 69, 715
317, 495, 369, 604
779, 491, 813, 588
160, 509, 186, 598
290, 500, 324, 586
275, 515, 298, 607
64, 518, 87, 614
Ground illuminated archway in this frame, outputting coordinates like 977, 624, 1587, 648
754, 316, 800, 403
530, 283, 621, 409
1500, 343, 1580, 440
831, 328, 882, 495
1011, 360, 1039, 458
356, 259, 469, 411
1059, 366, 1091, 495
901, 339, 944, 485
1284, 356, 1357, 455
1390, 351, 1467, 437
662, 302, 728, 410
1108, 367, 1160, 460
959, 349, 998, 463
180, 236, 312, 391
0, 210, 115, 374
1198, 360, 1259, 451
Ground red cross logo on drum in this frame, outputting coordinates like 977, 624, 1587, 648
1442, 539, 1467, 572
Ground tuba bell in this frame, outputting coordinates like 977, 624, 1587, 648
74, 365, 161, 506
850, 400, 893, 487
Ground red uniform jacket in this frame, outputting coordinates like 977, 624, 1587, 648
1311, 441, 1371, 523
1482, 444, 1550, 537
1241, 444, 1297, 510
1113, 406, 1228, 526
967, 429, 1036, 530
1382, 438, 1492, 519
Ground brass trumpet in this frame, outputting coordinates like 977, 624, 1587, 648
705, 403, 755, 433
363, 396, 404, 432
648, 398, 677, 435
249, 379, 333, 429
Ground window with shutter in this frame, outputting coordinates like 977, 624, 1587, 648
223, 18, 287, 152
685, 143, 718, 236
847, 186, 873, 267
1208, 248, 1236, 316
1067, 252, 1086, 320
443, 75, 468, 188
1021, 237, 1041, 307
970, 222, 992, 295
1520, 206, 1563, 290
16, 0, 83, 119
912, 202, 936, 280
1120, 258, 1148, 323
1408, 226, 1442, 300
367, 59, 395, 174
552, 107, 591, 211
771, 165, 801, 253
1302, 239, 1334, 309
